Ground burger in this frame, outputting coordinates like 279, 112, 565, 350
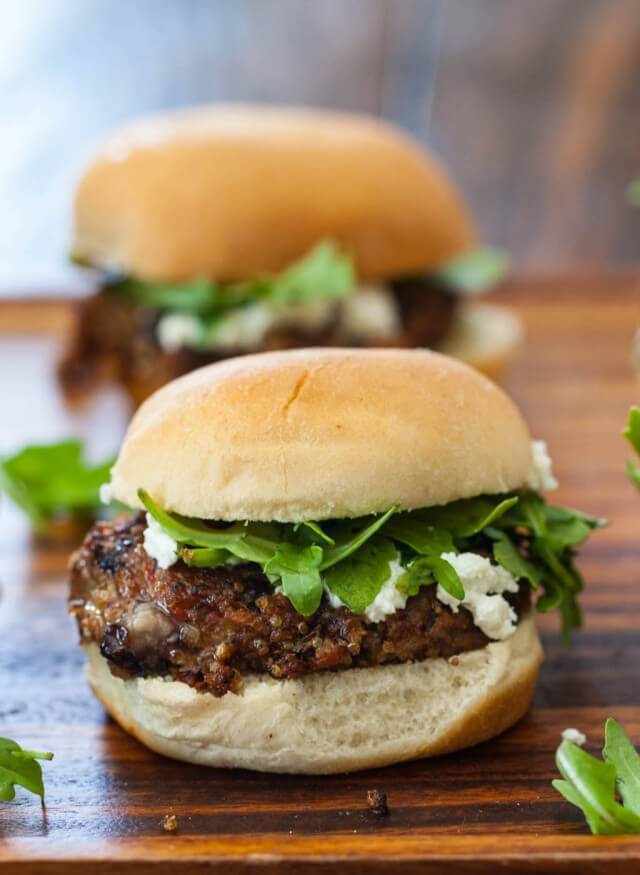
68, 348, 600, 774
59, 105, 520, 406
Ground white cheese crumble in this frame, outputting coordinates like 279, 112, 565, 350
99, 482, 114, 505
143, 513, 178, 569
324, 586, 346, 610
436, 552, 519, 640
364, 557, 407, 622
156, 313, 204, 353
562, 727, 587, 746
339, 284, 401, 340
527, 439, 558, 492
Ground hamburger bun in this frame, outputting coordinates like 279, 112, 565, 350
85, 614, 542, 774
72, 104, 475, 282
109, 347, 534, 522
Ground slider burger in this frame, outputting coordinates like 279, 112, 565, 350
68, 349, 600, 774
60, 105, 519, 405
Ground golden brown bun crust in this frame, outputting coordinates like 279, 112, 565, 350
73, 104, 475, 282
84, 614, 542, 774
110, 348, 533, 522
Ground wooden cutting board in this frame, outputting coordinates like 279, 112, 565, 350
1, 276, 639, 873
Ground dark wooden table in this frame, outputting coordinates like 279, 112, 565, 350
1, 276, 639, 872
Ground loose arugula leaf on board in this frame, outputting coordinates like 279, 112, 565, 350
553, 722, 640, 834
435, 247, 509, 295
0, 738, 53, 803
323, 538, 397, 614
0, 440, 113, 533
627, 179, 640, 206
603, 718, 640, 814
624, 407, 640, 488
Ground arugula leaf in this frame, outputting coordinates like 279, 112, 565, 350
397, 557, 435, 596
323, 538, 397, 614
0, 440, 113, 533
553, 722, 640, 834
266, 240, 354, 306
436, 247, 509, 295
488, 529, 540, 589
111, 276, 220, 313
428, 555, 465, 600
320, 506, 398, 570
264, 543, 324, 616
604, 718, 640, 814
112, 242, 353, 321
294, 520, 335, 545
624, 407, 640, 488
0, 737, 53, 803
385, 517, 455, 556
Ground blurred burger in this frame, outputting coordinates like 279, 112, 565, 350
59, 105, 519, 405
69, 348, 600, 774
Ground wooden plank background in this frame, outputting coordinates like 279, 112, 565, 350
0, 278, 639, 871
1, 0, 640, 295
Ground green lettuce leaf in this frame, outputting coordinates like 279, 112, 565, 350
436, 247, 509, 295
323, 538, 397, 614
0, 440, 113, 533
0, 737, 53, 803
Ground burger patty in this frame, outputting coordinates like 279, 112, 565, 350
58, 276, 458, 403
69, 514, 530, 698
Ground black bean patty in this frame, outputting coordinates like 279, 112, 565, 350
69, 514, 530, 697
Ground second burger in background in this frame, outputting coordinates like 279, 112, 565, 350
60, 105, 520, 405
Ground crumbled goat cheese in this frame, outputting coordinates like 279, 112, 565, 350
99, 482, 114, 505
562, 727, 587, 746
143, 513, 178, 569
364, 557, 408, 622
437, 552, 519, 640
156, 313, 204, 353
339, 284, 401, 340
527, 439, 558, 492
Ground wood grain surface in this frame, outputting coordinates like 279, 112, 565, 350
0, 276, 639, 872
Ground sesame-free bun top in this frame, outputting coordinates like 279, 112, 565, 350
110, 348, 533, 522
72, 104, 475, 282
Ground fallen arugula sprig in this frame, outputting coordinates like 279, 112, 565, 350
624, 407, 640, 488
0, 440, 114, 535
553, 719, 640, 834
140, 488, 602, 636
0, 737, 53, 803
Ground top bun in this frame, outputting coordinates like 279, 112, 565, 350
110, 348, 533, 522
72, 104, 474, 282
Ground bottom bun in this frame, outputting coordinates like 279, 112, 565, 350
440, 303, 523, 382
85, 614, 542, 774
